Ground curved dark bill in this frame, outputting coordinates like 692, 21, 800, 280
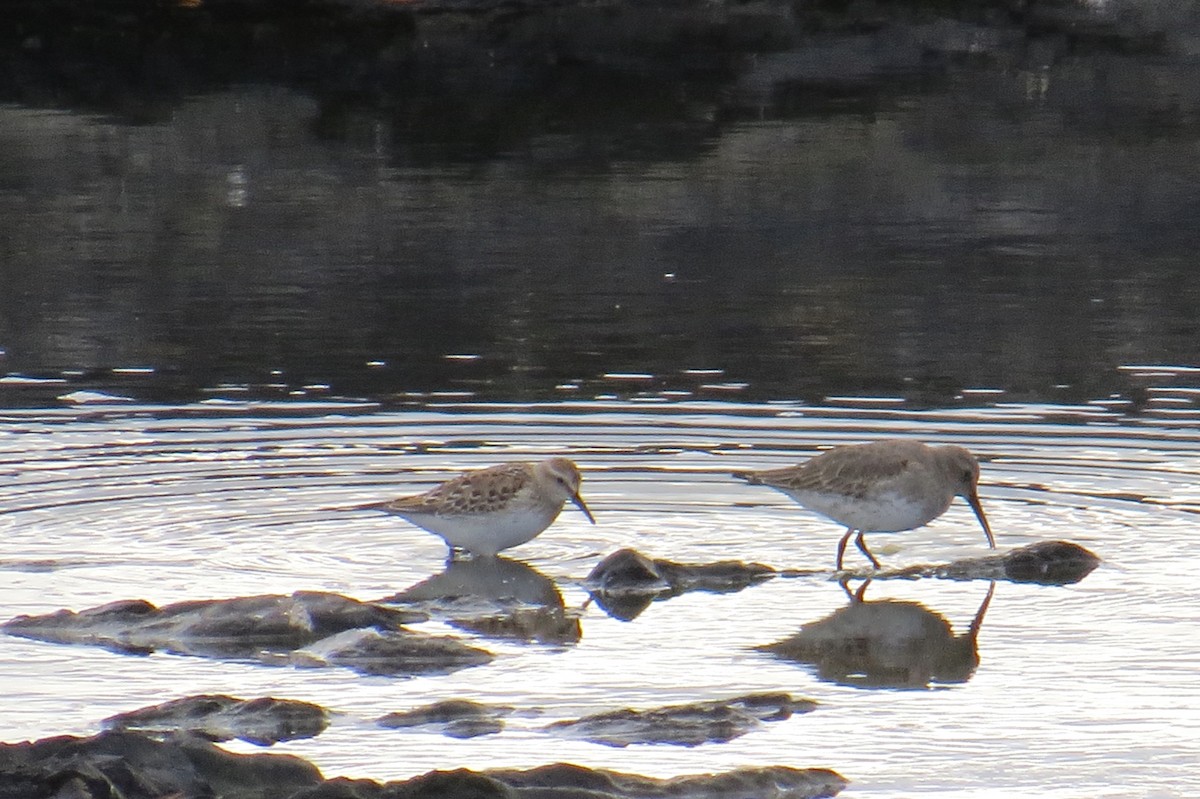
572, 493, 597, 524
968, 490, 996, 549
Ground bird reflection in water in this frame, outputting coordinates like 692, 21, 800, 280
379, 556, 580, 645
758, 579, 995, 689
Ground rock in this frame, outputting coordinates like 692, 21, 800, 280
876, 540, 1101, 585
0, 731, 848, 799
377, 700, 510, 739
1, 591, 490, 677
380, 557, 580, 645
400, 770, 517, 798
0, 730, 322, 799
584, 549, 776, 621
1002, 540, 1102, 584
585, 549, 672, 595
2, 591, 424, 657
291, 628, 493, 677
103, 694, 330, 746
758, 581, 994, 688
545, 692, 814, 747
485, 762, 848, 798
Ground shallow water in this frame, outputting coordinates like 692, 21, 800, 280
2, 2, 1199, 795
1, 400, 1197, 798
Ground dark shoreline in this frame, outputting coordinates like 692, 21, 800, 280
0, 729, 850, 798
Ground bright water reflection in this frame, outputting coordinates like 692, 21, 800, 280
1, 401, 1197, 798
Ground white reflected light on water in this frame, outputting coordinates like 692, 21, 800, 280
0, 401, 1197, 798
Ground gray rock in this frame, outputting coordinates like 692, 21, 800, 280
0, 731, 848, 799
545, 692, 814, 747
103, 694, 330, 746
2, 591, 491, 677
291, 627, 493, 677
584, 549, 776, 621
378, 699, 510, 739
485, 762, 847, 799
0, 730, 322, 799
872, 540, 1101, 585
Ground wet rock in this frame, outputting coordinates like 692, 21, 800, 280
0, 731, 848, 799
877, 540, 1101, 585
1, 591, 490, 677
545, 692, 814, 747
585, 548, 776, 621
2, 591, 424, 656
292, 769, 519, 799
103, 694, 330, 746
1002, 540, 1102, 584
291, 627, 493, 677
758, 581, 993, 689
486, 762, 847, 799
585, 549, 672, 594
380, 557, 581, 645
378, 699, 510, 739
0, 730, 322, 799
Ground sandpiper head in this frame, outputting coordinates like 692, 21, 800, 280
937, 446, 995, 549
538, 457, 596, 524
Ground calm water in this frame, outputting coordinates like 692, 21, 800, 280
1, 401, 1198, 797
2, 1, 1200, 408
1, 0, 1199, 796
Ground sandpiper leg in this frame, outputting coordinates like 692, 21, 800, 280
836, 529, 854, 570
854, 531, 882, 569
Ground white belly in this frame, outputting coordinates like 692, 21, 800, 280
787, 489, 950, 533
401, 504, 563, 556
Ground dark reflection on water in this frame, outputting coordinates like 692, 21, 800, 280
381, 556, 582, 645
1, 0, 1198, 409
758, 579, 995, 690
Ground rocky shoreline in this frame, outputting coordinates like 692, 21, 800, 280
0, 729, 849, 799
0, 542, 1097, 797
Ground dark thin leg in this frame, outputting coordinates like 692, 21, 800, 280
838, 577, 871, 603
836, 529, 854, 571
968, 581, 996, 640
855, 531, 882, 569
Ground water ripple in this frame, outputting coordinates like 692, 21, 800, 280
0, 401, 1197, 798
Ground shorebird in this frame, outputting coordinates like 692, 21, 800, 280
735, 440, 994, 570
354, 458, 595, 558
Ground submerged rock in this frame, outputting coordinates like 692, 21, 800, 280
0, 730, 322, 799
485, 763, 846, 799
585, 548, 776, 621
876, 540, 1101, 585
2, 591, 423, 656
546, 692, 814, 747
104, 694, 330, 745
1, 591, 489, 677
0, 731, 848, 799
380, 557, 581, 645
377, 699, 510, 739
291, 627, 493, 676
758, 581, 994, 689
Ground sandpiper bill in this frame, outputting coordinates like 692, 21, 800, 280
355, 457, 595, 558
736, 439, 995, 570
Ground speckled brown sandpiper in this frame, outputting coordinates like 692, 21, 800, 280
356, 458, 595, 558
736, 440, 995, 570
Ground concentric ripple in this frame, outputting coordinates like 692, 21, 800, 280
0, 400, 1197, 798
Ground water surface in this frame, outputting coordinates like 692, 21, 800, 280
1, 2, 1198, 795
1, 401, 1197, 797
